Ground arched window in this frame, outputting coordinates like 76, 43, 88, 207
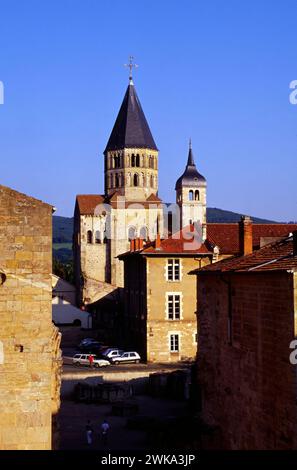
195, 190, 200, 201
87, 230, 93, 244
140, 226, 148, 240
131, 154, 136, 167
149, 156, 154, 169
136, 154, 140, 167
128, 226, 136, 241
133, 173, 139, 187
140, 172, 144, 186
189, 190, 194, 201
115, 173, 119, 187
95, 230, 101, 244
150, 175, 154, 188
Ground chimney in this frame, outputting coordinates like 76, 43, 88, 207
239, 215, 253, 256
155, 233, 161, 249
135, 238, 140, 251
130, 239, 135, 252
293, 231, 297, 256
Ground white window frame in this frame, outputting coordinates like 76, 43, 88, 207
165, 292, 183, 320
169, 332, 180, 353
166, 258, 182, 282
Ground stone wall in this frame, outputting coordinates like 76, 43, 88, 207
197, 271, 297, 449
0, 185, 59, 450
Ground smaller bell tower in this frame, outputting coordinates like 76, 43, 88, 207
175, 140, 207, 233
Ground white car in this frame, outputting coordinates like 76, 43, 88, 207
111, 352, 141, 365
101, 348, 124, 361
72, 354, 110, 368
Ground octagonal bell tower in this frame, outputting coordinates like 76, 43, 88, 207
104, 72, 158, 202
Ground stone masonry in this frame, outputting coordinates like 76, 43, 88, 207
197, 271, 297, 449
0, 185, 61, 450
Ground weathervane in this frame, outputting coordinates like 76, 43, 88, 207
124, 55, 138, 83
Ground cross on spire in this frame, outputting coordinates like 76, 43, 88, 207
124, 55, 138, 84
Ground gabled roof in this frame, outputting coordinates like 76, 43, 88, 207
193, 235, 297, 273
146, 193, 162, 202
206, 223, 297, 254
0, 184, 53, 209
104, 83, 158, 152
76, 195, 105, 215
75, 193, 163, 214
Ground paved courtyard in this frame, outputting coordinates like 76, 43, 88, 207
58, 395, 189, 450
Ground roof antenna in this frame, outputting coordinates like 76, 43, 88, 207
124, 55, 139, 85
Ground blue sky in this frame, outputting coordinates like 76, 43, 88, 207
0, 0, 296, 220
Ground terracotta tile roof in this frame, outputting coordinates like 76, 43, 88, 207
76, 195, 105, 215
119, 226, 213, 258
146, 193, 162, 202
76, 193, 163, 213
206, 223, 297, 254
195, 235, 297, 273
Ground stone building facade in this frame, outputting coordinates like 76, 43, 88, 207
0, 185, 61, 450
74, 78, 167, 305
73, 77, 207, 306
193, 233, 297, 449
119, 228, 214, 362
119, 218, 297, 363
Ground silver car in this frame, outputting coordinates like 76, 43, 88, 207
72, 353, 110, 368
111, 351, 141, 365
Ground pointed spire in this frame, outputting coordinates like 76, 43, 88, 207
175, 140, 206, 190
187, 138, 195, 166
104, 80, 157, 153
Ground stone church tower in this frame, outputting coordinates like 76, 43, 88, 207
104, 77, 159, 201
74, 74, 163, 304
175, 140, 207, 234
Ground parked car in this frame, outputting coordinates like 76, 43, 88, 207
111, 352, 141, 365
101, 348, 124, 360
72, 354, 110, 368
79, 341, 107, 353
86, 344, 110, 354
78, 338, 99, 349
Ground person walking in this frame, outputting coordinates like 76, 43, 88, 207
85, 420, 94, 446
101, 419, 110, 446
89, 354, 94, 368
